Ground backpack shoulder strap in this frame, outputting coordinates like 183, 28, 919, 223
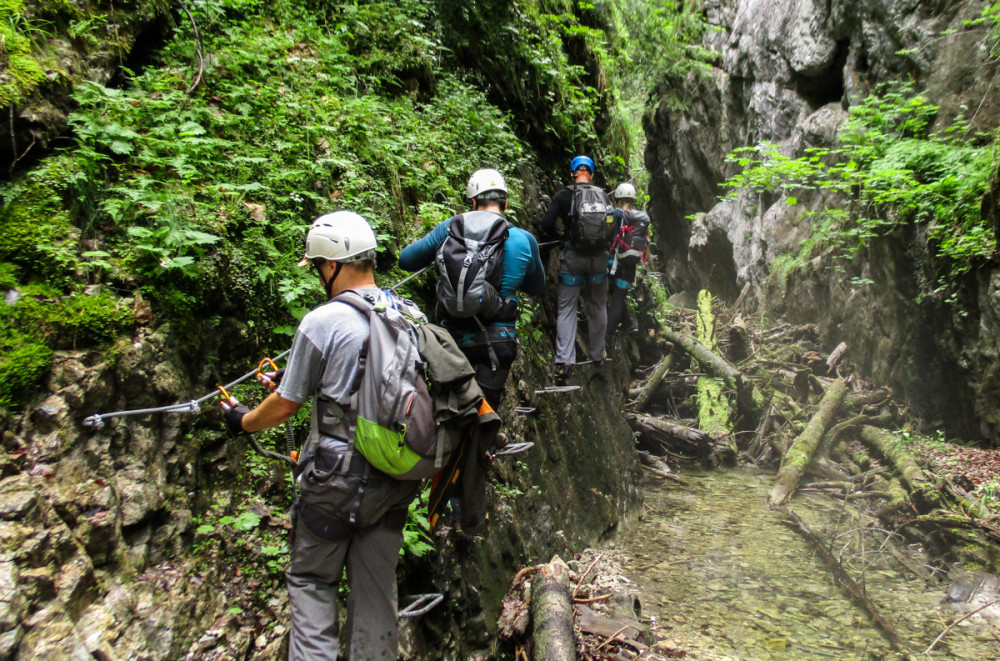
332, 288, 377, 315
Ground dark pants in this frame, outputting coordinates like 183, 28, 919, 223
606, 262, 637, 341
458, 337, 518, 410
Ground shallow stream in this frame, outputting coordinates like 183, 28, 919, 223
611, 469, 1000, 660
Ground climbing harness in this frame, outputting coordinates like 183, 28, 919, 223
397, 593, 444, 619
82, 349, 292, 430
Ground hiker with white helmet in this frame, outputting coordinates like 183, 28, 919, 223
398, 168, 545, 408
540, 155, 614, 383
219, 210, 421, 660
606, 182, 651, 341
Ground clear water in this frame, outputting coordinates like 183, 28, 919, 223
613, 469, 1000, 660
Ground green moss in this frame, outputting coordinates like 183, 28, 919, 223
0, 0, 47, 107
0, 340, 52, 407
55, 291, 131, 347
695, 290, 730, 434
0, 158, 79, 286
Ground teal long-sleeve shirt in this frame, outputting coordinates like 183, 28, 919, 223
398, 214, 546, 311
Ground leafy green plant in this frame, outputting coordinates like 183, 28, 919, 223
723, 83, 996, 297
401, 489, 434, 558
0, 0, 48, 107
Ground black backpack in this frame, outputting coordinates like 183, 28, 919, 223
568, 184, 613, 251
611, 209, 651, 270
434, 211, 511, 321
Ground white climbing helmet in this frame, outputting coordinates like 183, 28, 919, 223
613, 183, 636, 200
298, 211, 377, 266
465, 168, 508, 200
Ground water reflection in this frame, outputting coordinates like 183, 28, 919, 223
613, 469, 1000, 660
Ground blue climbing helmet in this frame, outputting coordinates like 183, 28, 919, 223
570, 155, 594, 174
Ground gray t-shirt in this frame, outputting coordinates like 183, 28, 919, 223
277, 286, 384, 406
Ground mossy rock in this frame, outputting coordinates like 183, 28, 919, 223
0, 340, 52, 407
0, 158, 79, 285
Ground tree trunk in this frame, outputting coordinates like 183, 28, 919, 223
770, 378, 848, 506
531, 556, 576, 661
626, 413, 711, 459
858, 426, 941, 509
659, 324, 764, 422
781, 511, 914, 660
634, 352, 674, 411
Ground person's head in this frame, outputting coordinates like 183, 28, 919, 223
298, 210, 378, 299
466, 168, 508, 213
570, 155, 594, 183
613, 182, 636, 210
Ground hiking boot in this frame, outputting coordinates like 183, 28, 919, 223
555, 363, 571, 385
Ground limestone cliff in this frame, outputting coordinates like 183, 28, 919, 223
645, 0, 1000, 441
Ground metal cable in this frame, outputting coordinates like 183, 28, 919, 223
82, 265, 430, 429
397, 593, 444, 619
388, 265, 430, 292
83, 349, 291, 429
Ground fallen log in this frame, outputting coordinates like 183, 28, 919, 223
770, 378, 848, 506
530, 556, 576, 661
626, 413, 711, 459
804, 456, 852, 482
633, 351, 674, 411
858, 426, 941, 509
843, 387, 892, 413
782, 510, 914, 661
744, 401, 774, 461
826, 341, 848, 371
660, 323, 765, 422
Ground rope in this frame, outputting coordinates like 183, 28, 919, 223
248, 434, 297, 468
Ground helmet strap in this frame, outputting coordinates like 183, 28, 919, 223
314, 259, 344, 299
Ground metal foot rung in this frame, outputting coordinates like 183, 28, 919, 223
492, 442, 534, 457
398, 593, 444, 619
534, 385, 581, 394
514, 406, 536, 414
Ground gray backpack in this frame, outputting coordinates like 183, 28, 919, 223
328, 289, 485, 480
568, 184, 613, 251
434, 211, 510, 321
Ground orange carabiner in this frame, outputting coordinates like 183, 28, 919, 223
217, 385, 233, 404
257, 357, 278, 378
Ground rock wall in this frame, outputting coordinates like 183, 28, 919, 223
0, 309, 640, 659
645, 0, 1000, 441
2, 0, 176, 173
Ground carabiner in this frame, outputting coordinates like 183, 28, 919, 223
257, 357, 278, 378
217, 385, 233, 404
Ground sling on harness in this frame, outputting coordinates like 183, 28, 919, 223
609, 209, 650, 276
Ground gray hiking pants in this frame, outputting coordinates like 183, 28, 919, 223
556, 248, 608, 365
287, 514, 405, 660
